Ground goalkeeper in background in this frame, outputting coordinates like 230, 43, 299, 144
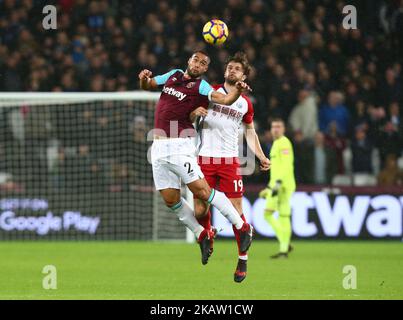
259, 118, 296, 259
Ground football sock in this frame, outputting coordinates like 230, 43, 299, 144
233, 214, 248, 257
196, 209, 211, 231
208, 189, 244, 229
170, 198, 203, 238
279, 215, 292, 253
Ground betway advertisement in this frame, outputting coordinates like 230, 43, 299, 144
213, 192, 403, 239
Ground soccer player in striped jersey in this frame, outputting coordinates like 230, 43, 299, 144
138, 51, 254, 266
190, 52, 270, 282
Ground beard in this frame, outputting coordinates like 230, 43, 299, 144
225, 75, 240, 85
225, 78, 237, 85
186, 67, 202, 78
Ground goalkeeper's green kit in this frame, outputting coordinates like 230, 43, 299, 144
261, 135, 296, 253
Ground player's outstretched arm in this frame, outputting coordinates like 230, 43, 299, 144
245, 122, 270, 171
210, 81, 251, 105
138, 69, 158, 91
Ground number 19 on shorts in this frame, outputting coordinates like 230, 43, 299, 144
233, 179, 243, 192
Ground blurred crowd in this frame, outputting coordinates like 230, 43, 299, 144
1, 0, 403, 191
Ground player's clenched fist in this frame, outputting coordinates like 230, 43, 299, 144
191, 107, 208, 117
259, 157, 271, 171
235, 81, 252, 92
138, 69, 153, 80
189, 106, 208, 122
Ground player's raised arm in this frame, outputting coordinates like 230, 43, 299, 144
210, 81, 252, 105
138, 69, 158, 90
139, 68, 184, 91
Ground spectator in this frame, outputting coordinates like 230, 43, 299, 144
313, 131, 337, 185
89, 160, 107, 193
49, 147, 68, 190
319, 91, 350, 137
2, 52, 23, 91
292, 130, 313, 184
377, 102, 403, 165
377, 68, 402, 107
325, 122, 347, 174
345, 81, 361, 112
110, 162, 135, 192
288, 89, 318, 141
351, 100, 370, 130
351, 126, 373, 174
377, 154, 403, 186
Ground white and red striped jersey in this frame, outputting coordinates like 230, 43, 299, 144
197, 84, 254, 158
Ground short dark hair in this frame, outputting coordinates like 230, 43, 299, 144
193, 50, 210, 63
271, 117, 285, 125
225, 52, 251, 76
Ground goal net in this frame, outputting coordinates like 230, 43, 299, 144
0, 92, 191, 241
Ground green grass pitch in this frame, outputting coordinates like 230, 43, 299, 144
0, 240, 402, 300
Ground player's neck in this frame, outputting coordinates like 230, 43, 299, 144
184, 71, 200, 80
224, 82, 236, 94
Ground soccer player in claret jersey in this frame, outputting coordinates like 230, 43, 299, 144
190, 52, 270, 283
138, 51, 254, 266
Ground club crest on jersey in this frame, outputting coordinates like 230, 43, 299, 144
236, 102, 243, 109
186, 82, 196, 89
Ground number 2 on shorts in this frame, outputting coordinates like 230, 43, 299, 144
184, 162, 194, 174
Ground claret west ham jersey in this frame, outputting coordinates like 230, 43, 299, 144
153, 69, 212, 138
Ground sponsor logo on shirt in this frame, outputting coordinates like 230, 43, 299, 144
211, 104, 243, 121
162, 86, 187, 101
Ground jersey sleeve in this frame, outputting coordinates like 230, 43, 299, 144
198, 95, 210, 109
199, 79, 214, 100
242, 96, 254, 124
154, 69, 183, 86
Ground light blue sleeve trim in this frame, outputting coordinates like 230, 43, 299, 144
199, 79, 213, 97
154, 69, 183, 86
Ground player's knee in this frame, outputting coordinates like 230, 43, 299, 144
164, 197, 181, 208
194, 188, 211, 202
264, 209, 275, 217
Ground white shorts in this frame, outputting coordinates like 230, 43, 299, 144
151, 138, 205, 190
